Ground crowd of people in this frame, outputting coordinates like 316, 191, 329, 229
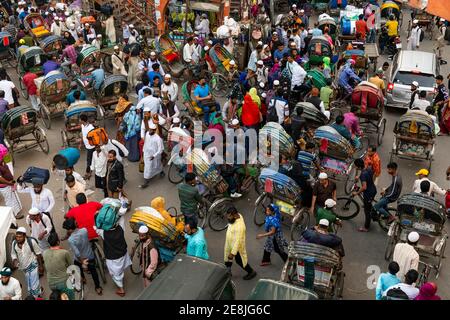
0, 0, 449, 301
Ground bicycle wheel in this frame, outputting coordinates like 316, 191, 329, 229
197, 200, 210, 229
344, 166, 357, 195
384, 222, 398, 260
290, 208, 310, 241
335, 197, 360, 220
208, 198, 233, 231
130, 239, 143, 275
253, 193, 270, 226
93, 242, 107, 284
377, 207, 397, 232
168, 162, 184, 184
210, 73, 230, 98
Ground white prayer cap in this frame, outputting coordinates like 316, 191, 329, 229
54, 16, 60, 21
257, 60, 264, 66
263, 44, 269, 49
413, 19, 419, 24
440, 18, 445, 22
97, 34, 102, 38
194, 31, 200, 35
229, 60, 236, 65
325, 199, 336, 208
292, 4, 297, 7
45, 11, 49, 15
300, 9, 305, 13
194, 36, 199, 40
150, 51, 156, 56
408, 231, 420, 243
149, 122, 157, 130
75, 10, 80, 15
261, 92, 267, 98
129, 24, 134, 28
164, 73, 171, 78
412, 81, 419, 87
138, 225, 149, 234
16, 227, 27, 234
207, 40, 213, 45
319, 219, 329, 227
49, 7, 54, 11
69, 23, 75, 29
273, 80, 280, 86
231, 119, 239, 126
259, 81, 265, 88
257, 40, 263, 46
204, 45, 210, 51
28, 207, 40, 215
318, 172, 328, 179
84, 23, 90, 27
114, 45, 119, 50
65, 11, 70, 16
272, 31, 278, 35
202, 13, 207, 18
173, 117, 180, 124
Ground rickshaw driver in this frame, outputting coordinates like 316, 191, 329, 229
338, 59, 362, 100
301, 219, 345, 257
194, 77, 220, 126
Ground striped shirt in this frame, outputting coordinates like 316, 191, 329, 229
297, 151, 316, 177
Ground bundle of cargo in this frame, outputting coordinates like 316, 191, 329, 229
260, 122, 296, 158
129, 206, 184, 249
187, 148, 228, 194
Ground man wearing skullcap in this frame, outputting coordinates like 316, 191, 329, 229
136, 225, 159, 287
0, 267, 22, 300
407, 19, 421, 51
393, 232, 420, 281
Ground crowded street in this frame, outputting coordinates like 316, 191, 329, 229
0, 0, 450, 302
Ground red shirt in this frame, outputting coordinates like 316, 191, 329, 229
22, 72, 37, 95
66, 202, 103, 240
355, 20, 368, 39
241, 95, 261, 127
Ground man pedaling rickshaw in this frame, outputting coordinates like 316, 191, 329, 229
338, 59, 362, 101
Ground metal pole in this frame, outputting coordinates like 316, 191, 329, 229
184, 0, 190, 46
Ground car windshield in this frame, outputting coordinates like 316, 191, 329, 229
394, 71, 435, 88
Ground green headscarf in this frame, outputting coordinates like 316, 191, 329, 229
323, 56, 331, 70
249, 87, 261, 108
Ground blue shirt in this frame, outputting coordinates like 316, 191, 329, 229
376, 273, 400, 300
138, 85, 151, 102
42, 60, 60, 75
68, 228, 94, 260
297, 150, 316, 177
91, 69, 105, 91
66, 89, 87, 105
184, 227, 209, 260
147, 71, 163, 86
194, 84, 210, 103
264, 211, 281, 232
312, 28, 323, 37
0, 98, 8, 115
274, 48, 288, 62
360, 167, 377, 200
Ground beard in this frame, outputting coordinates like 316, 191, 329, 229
1, 279, 9, 285
227, 218, 236, 224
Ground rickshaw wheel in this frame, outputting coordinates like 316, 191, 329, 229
19, 77, 29, 100
436, 238, 446, 278
39, 104, 52, 129
334, 270, 345, 299
208, 198, 234, 232
335, 197, 360, 220
34, 126, 49, 154
167, 162, 184, 184
7, 50, 17, 68
384, 222, 398, 260
344, 165, 357, 195
209, 73, 230, 98
61, 130, 69, 148
130, 239, 143, 275
253, 193, 271, 226
290, 208, 310, 241
102, 55, 113, 73
377, 118, 386, 146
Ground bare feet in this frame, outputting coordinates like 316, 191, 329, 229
358, 227, 369, 232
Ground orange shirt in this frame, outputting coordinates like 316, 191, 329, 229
355, 20, 368, 39
364, 153, 381, 177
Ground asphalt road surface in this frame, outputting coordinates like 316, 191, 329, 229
5, 8, 450, 300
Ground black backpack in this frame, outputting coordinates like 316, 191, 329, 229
13, 236, 39, 256
384, 288, 410, 300
267, 98, 281, 123
419, 27, 425, 42
39, 212, 58, 239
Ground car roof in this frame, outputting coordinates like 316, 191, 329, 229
398, 50, 436, 75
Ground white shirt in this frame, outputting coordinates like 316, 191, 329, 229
136, 95, 161, 114
103, 139, 128, 163
0, 277, 22, 300
412, 177, 446, 196
10, 237, 42, 270
256, 66, 269, 84
383, 283, 419, 300
50, 22, 63, 36
411, 99, 431, 112
288, 61, 307, 89
0, 80, 16, 104
270, 98, 289, 124
183, 43, 193, 63
147, 58, 165, 76
392, 243, 420, 281
161, 82, 179, 102
91, 38, 102, 50
90, 148, 108, 177
17, 186, 55, 214
25, 214, 53, 246
293, 34, 302, 50
81, 123, 95, 150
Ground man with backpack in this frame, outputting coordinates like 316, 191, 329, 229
11, 227, 44, 298
17, 177, 55, 219
26, 207, 54, 251
268, 91, 288, 124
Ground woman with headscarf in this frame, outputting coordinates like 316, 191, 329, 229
322, 56, 332, 79
115, 95, 133, 144
414, 282, 441, 300
241, 93, 262, 131
120, 104, 141, 162
151, 196, 184, 232
208, 111, 225, 136
249, 87, 261, 108
256, 204, 288, 266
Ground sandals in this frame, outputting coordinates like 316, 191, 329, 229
95, 287, 103, 295
260, 261, 271, 266
115, 289, 125, 297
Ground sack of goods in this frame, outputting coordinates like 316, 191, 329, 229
87, 127, 108, 146
95, 203, 121, 231
19, 166, 50, 184
129, 206, 182, 247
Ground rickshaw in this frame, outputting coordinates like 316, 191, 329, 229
295, 102, 329, 130
76, 45, 101, 76
341, 49, 369, 79
254, 168, 310, 241
0, 6, 9, 25
23, 13, 51, 41
96, 75, 128, 120
0, 31, 16, 68
305, 36, 334, 70
313, 125, 358, 193
247, 279, 319, 300
155, 33, 186, 78
1, 106, 49, 159
380, 1, 402, 26
364, 42, 380, 72
38, 34, 63, 55
205, 43, 235, 97
61, 101, 100, 148
137, 254, 236, 300
37, 71, 71, 129
16, 46, 47, 99
414, 10, 434, 40
384, 193, 447, 278
280, 241, 345, 299
351, 81, 386, 145
390, 110, 435, 170
181, 79, 218, 123
318, 15, 338, 42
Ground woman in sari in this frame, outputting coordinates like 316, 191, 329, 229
249, 87, 261, 108
241, 93, 262, 131
120, 105, 141, 162
114, 95, 133, 144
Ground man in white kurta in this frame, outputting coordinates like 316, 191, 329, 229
195, 14, 210, 39
407, 20, 421, 51
104, 15, 116, 44
111, 46, 128, 76
392, 232, 420, 281
140, 121, 164, 188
